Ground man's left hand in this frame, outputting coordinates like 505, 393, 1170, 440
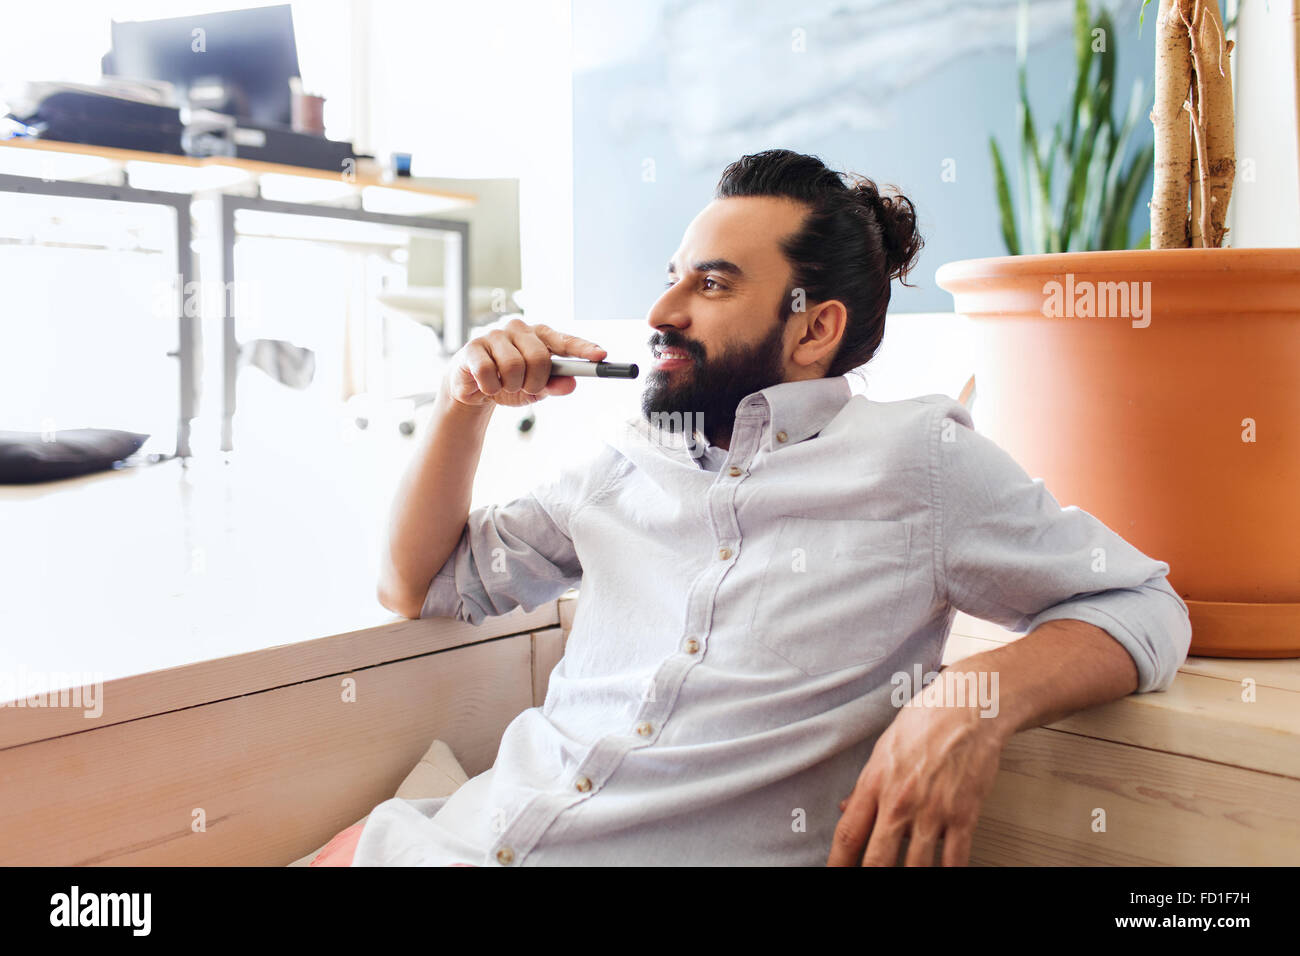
826, 694, 1006, 866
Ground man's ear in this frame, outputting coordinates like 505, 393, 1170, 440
789, 299, 847, 371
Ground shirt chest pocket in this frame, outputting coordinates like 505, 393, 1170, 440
746, 516, 912, 676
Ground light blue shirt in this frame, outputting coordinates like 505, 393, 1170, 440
352, 374, 1191, 866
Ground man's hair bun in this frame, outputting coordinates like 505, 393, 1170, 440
848, 176, 923, 286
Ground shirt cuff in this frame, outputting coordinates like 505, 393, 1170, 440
419, 571, 472, 622
1024, 579, 1192, 693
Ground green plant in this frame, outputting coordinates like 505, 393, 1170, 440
990, 0, 1156, 254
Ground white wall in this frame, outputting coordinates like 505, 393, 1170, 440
360, 0, 574, 328
1228, 0, 1300, 246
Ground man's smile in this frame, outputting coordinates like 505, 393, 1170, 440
650, 339, 698, 371
652, 353, 693, 371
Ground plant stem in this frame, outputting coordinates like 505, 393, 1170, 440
1151, 0, 1194, 248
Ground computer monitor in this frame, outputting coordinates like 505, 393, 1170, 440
104, 5, 301, 128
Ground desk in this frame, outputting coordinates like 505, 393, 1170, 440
0, 138, 475, 457
0, 138, 477, 205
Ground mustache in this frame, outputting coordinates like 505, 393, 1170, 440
648, 334, 702, 356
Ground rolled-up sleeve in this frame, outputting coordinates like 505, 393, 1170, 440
420, 447, 618, 625
930, 400, 1192, 693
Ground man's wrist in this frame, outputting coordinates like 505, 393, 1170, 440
919, 661, 1017, 745
438, 377, 496, 421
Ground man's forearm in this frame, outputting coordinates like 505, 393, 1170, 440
377, 379, 495, 618
943, 618, 1140, 744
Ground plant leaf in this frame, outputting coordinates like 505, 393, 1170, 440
1100, 79, 1150, 246
1137, 0, 1155, 36
990, 137, 1021, 256
1079, 122, 1112, 250
1094, 9, 1116, 137
1107, 143, 1155, 249
1060, 75, 1108, 249
1065, 0, 1091, 159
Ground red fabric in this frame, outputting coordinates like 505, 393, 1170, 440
308, 821, 479, 867
309, 821, 366, 867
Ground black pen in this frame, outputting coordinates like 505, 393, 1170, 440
550, 359, 639, 379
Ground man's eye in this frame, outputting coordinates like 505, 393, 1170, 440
663, 276, 723, 291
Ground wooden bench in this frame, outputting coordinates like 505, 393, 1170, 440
0, 603, 565, 866
4, 586, 1294, 865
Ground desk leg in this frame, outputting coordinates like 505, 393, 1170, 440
0, 174, 198, 460
443, 223, 469, 353
175, 202, 196, 459
220, 196, 237, 453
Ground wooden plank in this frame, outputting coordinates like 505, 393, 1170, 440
951, 610, 1300, 692
531, 627, 566, 707
1178, 654, 1300, 693
970, 725, 1300, 865
0, 135, 203, 168
0, 603, 557, 750
0, 137, 478, 201
944, 617, 1300, 779
0, 636, 534, 866
1042, 673, 1300, 779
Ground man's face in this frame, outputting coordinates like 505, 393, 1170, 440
641, 196, 809, 442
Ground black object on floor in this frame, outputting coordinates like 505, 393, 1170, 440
0, 429, 150, 484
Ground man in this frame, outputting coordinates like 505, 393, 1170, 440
360, 148, 1191, 867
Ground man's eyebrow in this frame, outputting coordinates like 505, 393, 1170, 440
666, 258, 745, 278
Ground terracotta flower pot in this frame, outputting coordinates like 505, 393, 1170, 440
936, 247, 1300, 658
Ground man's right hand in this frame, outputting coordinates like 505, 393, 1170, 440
448, 317, 607, 409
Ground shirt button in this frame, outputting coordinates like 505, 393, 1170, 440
718, 547, 732, 560
574, 776, 592, 793
496, 846, 515, 865
776, 430, 788, 443
728, 465, 743, 477
684, 638, 700, 654
635, 721, 654, 737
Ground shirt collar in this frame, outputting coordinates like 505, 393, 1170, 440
732, 374, 854, 453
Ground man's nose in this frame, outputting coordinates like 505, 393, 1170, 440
646, 285, 689, 334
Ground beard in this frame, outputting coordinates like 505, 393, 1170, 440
640, 314, 788, 447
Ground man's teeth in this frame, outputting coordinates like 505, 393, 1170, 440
659, 349, 688, 359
